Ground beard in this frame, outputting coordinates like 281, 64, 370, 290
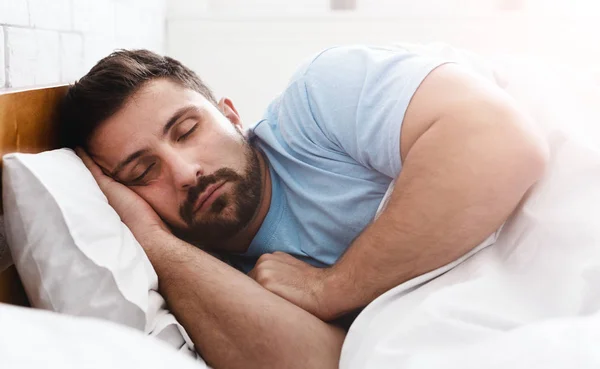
175, 142, 263, 248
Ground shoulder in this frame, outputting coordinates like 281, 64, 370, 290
296, 45, 442, 85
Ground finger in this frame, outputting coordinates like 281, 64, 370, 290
76, 147, 98, 172
75, 147, 110, 184
255, 253, 274, 266
74, 146, 90, 162
247, 267, 257, 281
249, 259, 287, 284
248, 265, 274, 287
271, 251, 304, 266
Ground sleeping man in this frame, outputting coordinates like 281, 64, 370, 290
59, 45, 548, 369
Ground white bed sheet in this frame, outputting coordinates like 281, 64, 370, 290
0, 303, 208, 369
341, 55, 600, 368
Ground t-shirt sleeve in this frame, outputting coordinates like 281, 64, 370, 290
299, 45, 449, 178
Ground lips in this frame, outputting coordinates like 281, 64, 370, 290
193, 181, 226, 213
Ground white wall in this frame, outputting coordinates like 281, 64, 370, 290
0, 0, 167, 89
167, 2, 600, 124
167, 0, 600, 123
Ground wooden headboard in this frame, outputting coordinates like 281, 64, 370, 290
0, 86, 68, 306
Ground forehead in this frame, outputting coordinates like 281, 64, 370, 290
88, 78, 212, 166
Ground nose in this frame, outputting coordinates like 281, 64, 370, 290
166, 150, 203, 190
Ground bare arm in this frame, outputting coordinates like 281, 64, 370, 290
141, 231, 345, 368
77, 150, 345, 369
149, 231, 345, 368
321, 64, 549, 316
251, 64, 549, 320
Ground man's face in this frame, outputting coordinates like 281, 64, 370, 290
88, 78, 262, 248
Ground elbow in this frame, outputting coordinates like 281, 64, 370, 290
522, 131, 549, 183
488, 95, 550, 186
510, 117, 550, 187
484, 101, 550, 190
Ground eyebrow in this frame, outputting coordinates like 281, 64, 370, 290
110, 149, 150, 178
162, 105, 198, 136
110, 105, 199, 179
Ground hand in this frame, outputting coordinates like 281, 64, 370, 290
248, 252, 340, 321
76, 148, 168, 247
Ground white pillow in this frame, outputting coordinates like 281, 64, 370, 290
2, 148, 205, 365
0, 303, 207, 369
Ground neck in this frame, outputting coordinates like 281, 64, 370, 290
218, 149, 272, 254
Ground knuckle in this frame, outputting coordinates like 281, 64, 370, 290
256, 270, 274, 286
256, 253, 273, 264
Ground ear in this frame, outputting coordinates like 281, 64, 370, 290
218, 97, 243, 130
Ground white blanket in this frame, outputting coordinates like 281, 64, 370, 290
0, 303, 205, 369
341, 54, 600, 368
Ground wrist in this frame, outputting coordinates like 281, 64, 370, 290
131, 225, 171, 260
128, 217, 168, 241
321, 266, 358, 320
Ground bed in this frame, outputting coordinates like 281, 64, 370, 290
0, 85, 68, 307
3, 52, 600, 369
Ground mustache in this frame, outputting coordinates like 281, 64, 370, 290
180, 167, 243, 222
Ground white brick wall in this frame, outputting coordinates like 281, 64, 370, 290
60, 33, 84, 83
29, 0, 72, 30
1, 0, 166, 89
0, 0, 29, 26
6, 27, 61, 87
73, 0, 116, 35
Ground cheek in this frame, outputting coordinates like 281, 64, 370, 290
133, 184, 185, 228
211, 132, 249, 170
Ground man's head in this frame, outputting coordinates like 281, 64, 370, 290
60, 50, 263, 248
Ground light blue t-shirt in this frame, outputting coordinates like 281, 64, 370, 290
234, 45, 447, 273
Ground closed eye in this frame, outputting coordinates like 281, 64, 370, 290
131, 163, 156, 184
177, 124, 198, 142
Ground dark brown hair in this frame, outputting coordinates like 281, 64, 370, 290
59, 49, 217, 149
